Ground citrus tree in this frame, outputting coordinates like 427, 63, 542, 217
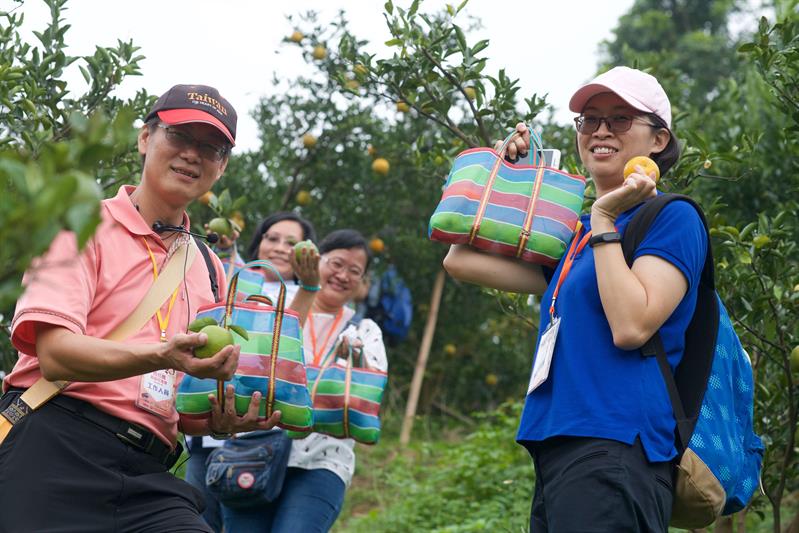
1, 0, 149, 371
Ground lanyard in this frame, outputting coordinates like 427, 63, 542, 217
548, 222, 592, 320
142, 238, 180, 342
308, 308, 344, 366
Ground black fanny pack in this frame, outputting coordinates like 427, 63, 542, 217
205, 429, 291, 508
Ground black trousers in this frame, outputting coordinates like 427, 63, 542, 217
0, 391, 211, 533
527, 436, 673, 533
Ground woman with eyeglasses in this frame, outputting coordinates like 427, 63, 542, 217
222, 229, 388, 532
443, 67, 706, 531
188, 211, 320, 532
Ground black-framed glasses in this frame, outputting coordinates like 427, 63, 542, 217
156, 124, 230, 161
573, 114, 653, 134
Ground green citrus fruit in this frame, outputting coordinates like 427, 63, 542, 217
790, 345, 799, 374
294, 240, 318, 262
753, 235, 771, 249
208, 217, 232, 237
194, 325, 234, 359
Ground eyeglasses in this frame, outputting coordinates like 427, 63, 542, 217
573, 114, 653, 134
322, 256, 365, 280
156, 124, 230, 162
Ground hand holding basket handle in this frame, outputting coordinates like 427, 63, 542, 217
493, 123, 542, 162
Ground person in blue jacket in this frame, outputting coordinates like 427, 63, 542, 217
443, 66, 707, 532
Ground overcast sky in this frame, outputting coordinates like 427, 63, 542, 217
7, 0, 636, 151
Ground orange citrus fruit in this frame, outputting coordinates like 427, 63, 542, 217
372, 158, 390, 176
623, 156, 660, 182
369, 237, 385, 254
198, 191, 214, 206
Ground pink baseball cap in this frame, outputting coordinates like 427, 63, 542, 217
568, 66, 671, 128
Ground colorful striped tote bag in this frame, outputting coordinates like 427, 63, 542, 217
288, 344, 387, 444
428, 129, 586, 267
176, 260, 314, 431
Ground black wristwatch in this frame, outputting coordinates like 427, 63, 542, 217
588, 231, 622, 248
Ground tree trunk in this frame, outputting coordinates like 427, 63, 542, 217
399, 268, 446, 446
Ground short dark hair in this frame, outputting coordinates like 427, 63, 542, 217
645, 113, 680, 177
318, 229, 372, 272
246, 212, 317, 261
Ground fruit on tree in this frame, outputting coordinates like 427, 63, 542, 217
312, 45, 327, 60
444, 343, 457, 356
623, 156, 660, 182
396, 101, 410, 113
198, 191, 214, 206
194, 325, 234, 359
295, 190, 311, 206
463, 87, 476, 101
753, 235, 771, 249
208, 217, 232, 237
372, 158, 390, 176
353, 64, 368, 76
485, 373, 498, 386
302, 133, 317, 149
369, 237, 385, 254
790, 345, 799, 374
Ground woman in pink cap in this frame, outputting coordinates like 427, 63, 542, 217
444, 67, 706, 531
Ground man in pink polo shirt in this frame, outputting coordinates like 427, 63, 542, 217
0, 84, 279, 532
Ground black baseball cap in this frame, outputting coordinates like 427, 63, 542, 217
144, 84, 237, 145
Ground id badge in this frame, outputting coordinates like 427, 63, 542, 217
136, 369, 178, 418
527, 316, 561, 394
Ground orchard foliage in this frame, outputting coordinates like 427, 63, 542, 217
0, 0, 148, 369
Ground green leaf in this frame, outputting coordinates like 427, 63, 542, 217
385, 38, 403, 47
188, 316, 217, 333
228, 324, 249, 340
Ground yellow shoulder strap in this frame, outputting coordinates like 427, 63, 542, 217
0, 239, 199, 442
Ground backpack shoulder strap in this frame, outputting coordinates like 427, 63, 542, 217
621, 193, 719, 454
194, 236, 221, 302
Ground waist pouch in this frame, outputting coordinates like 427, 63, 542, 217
205, 429, 291, 508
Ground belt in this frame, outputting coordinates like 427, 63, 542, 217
3, 388, 182, 469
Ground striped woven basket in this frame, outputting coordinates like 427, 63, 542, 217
288, 345, 387, 444
176, 260, 314, 432
429, 130, 586, 267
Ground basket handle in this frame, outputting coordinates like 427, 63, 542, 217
309, 342, 357, 439
495, 126, 545, 167
218, 259, 289, 417
468, 126, 545, 245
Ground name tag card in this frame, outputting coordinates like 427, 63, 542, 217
527, 317, 560, 394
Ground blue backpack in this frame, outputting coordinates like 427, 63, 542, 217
623, 194, 764, 529
366, 265, 413, 344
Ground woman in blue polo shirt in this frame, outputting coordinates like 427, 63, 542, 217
443, 67, 706, 532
